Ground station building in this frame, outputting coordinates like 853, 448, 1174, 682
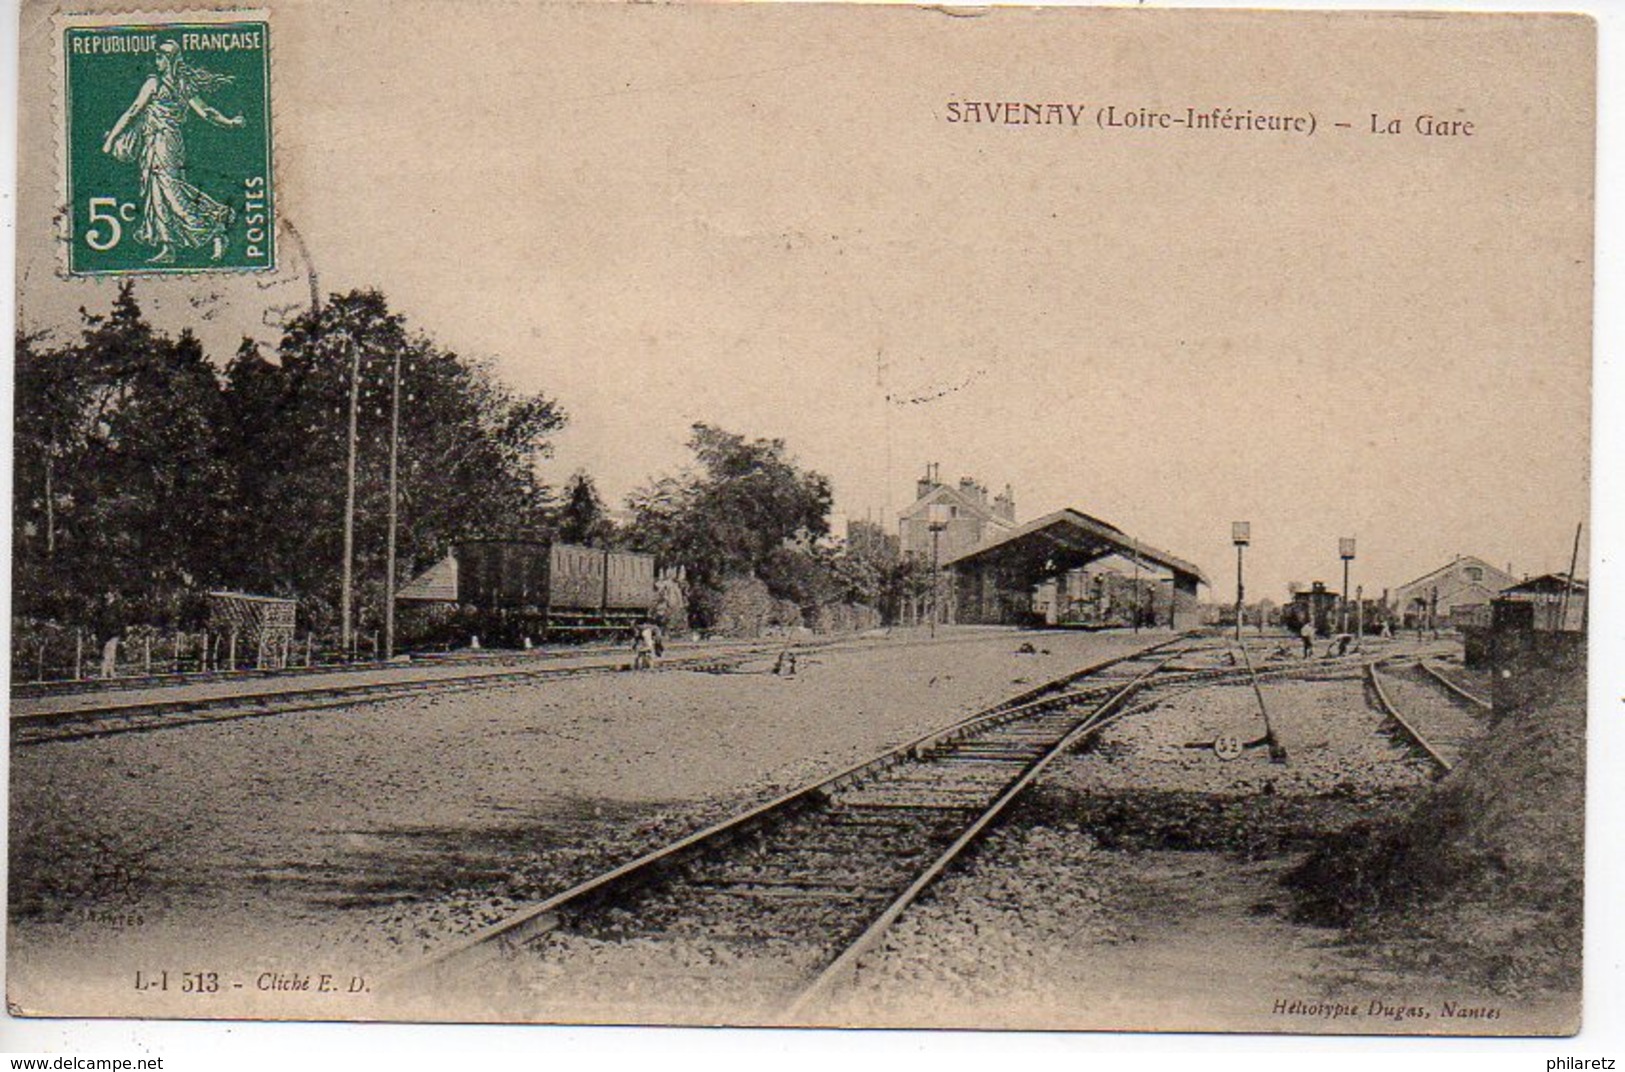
1493, 573, 1587, 633
897, 463, 1017, 564
1391, 555, 1517, 628
1461, 572, 1587, 672
941, 509, 1208, 631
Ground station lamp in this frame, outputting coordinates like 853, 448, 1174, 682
1231, 522, 1250, 640
927, 503, 953, 636
1339, 537, 1356, 634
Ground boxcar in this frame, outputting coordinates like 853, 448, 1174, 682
453, 539, 657, 641
454, 540, 550, 611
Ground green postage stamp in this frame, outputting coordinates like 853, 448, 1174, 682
61, 13, 274, 275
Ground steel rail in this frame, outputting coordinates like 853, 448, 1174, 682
12, 639, 831, 718
779, 649, 1184, 1020
1366, 662, 1454, 773
1417, 659, 1492, 711
10, 625, 1110, 700
393, 636, 1397, 994
809, 639, 1471, 1021
390, 635, 1197, 995
8, 642, 650, 700
13, 628, 1165, 745
9, 646, 822, 746
1144, 641, 1459, 692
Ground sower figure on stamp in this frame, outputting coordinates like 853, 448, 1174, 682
101, 40, 245, 264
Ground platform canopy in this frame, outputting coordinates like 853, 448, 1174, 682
942, 508, 1210, 589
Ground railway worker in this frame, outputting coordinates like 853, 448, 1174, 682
632, 619, 663, 670
1299, 619, 1315, 659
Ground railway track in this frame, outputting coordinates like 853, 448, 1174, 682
9, 626, 1042, 701
392, 635, 1220, 1021
14, 628, 1160, 747
7, 644, 828, 747
1366, 658, 1492, 773
1130, 641, 1457, 700
12, 627, 1447, 746
7, 643, 636, 700
1417, 658, 1492, 710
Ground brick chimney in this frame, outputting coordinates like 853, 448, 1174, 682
993, 484, 1015, 522
916, 462, 941, 502
958, 476, 984, 505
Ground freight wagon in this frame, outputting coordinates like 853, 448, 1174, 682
453, 539, 657, 642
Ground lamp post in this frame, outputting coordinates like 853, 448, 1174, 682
1232, 522, 1250, 642
930, 525, 940, 634
1339, 537, 1356, 635
927, 503, 951, 638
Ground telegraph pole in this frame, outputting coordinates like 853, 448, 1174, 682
340, 339, 361, 656
930, 528, 940, 638
1559, 522, 1582, 630
383, 347, 403, 660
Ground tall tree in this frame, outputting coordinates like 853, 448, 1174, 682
833, 521, 931, 625
13, 330, 91, 618
625, 424, 833, 623
556, 471, 614, 547
14, 285, 234, 629
260, 290, 567, 632
12, 285, 568, 641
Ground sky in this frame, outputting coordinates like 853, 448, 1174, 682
15, 1, 1594, 603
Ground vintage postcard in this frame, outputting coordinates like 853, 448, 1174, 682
9, 0, 1594, 1035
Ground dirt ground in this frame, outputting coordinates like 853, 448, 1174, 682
7, 626, 1154, 1017
828, 830, 1571, 1035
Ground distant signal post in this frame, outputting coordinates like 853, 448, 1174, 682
1232, 522, 1250, 641
1339, 537, 1357, 635
928, 503, 952, 639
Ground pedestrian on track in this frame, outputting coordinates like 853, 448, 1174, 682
632, 619, 663, 670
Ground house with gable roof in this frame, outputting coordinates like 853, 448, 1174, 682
1390, 555, 1517, 628
897, 463, 1018, 565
